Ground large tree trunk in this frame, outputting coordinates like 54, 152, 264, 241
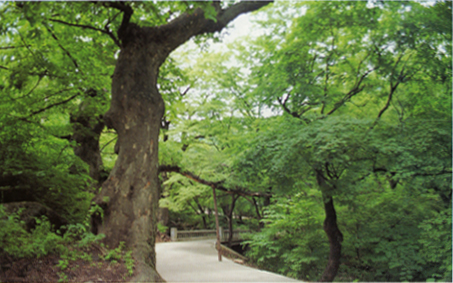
93, 24, 166, 282
91, 2, 271, 281
316, 170, 343, 282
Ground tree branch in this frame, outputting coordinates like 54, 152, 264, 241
44, 25, 80, 72
211, 1, 273, 33
180, 86, 191, 97
1, 75, 43, 103
21, 93, 79, 120
102, 1, 133, 42
0, 45, 31, 50
49, 18, 121, 47
326, 67, 376, 116
158, 1, 272, 54
375, 82, 398, 121
159, 165, 272, 198
100, 137, 118, 153
277, 92, 301, 118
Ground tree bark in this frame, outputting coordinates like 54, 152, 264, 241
92, 2, 272, 281
320, 195, 343, 282
93, 23, 166, 282
316, 170, 343, 282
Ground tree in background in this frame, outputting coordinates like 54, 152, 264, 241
238, 1, 451, 281
164, 1, 451, 281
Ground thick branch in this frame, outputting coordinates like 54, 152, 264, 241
102, 2, 133, 41
159, 1, 272, 54
277, 92, 301, 118
159, 165, 272, 198
211, 1, 272, 33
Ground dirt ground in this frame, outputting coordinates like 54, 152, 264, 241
0, 233, 172, 283
0, 247, 132, 283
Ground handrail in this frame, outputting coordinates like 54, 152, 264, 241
176, 229, 218, 234
170, 227, 250, 242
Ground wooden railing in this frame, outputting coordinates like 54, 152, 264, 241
170, 227, 249, 242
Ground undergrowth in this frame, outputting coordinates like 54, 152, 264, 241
0, 204, 135, 281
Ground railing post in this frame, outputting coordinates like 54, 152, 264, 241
212, 186, 222, 261
219, 227, 224, 242
170, 227, 177, 242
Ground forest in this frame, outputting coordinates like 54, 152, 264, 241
0, 1, 451, 282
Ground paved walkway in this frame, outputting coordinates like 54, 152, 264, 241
156, 240, 301, 282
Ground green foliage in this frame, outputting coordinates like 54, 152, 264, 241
53, 234, 134, 280
0, 1, 121, 227
57, 271, 69, 283
0, 206, 65, 258
124, 251, 135, 276
418, 208, 452, 282
100, 241, 135, 276
157, 223, 168, 234
337, 185, 446, 282
165, 1, 451, 282
245, 191, 328, 281
1, 1, 450, 282
245, 182, 452, 282
0, 117, 94, 223
0, 205, 104, 259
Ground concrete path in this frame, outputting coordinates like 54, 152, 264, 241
156, 240, 301, 282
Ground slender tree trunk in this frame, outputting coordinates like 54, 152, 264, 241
194, 197, 208, 229
93, 25, 165, 281
320, 195, 343, 282
316, 170, 343, 282
252, 197, 264, 229
227, 195, 239, 246
71, 92, 105, 185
